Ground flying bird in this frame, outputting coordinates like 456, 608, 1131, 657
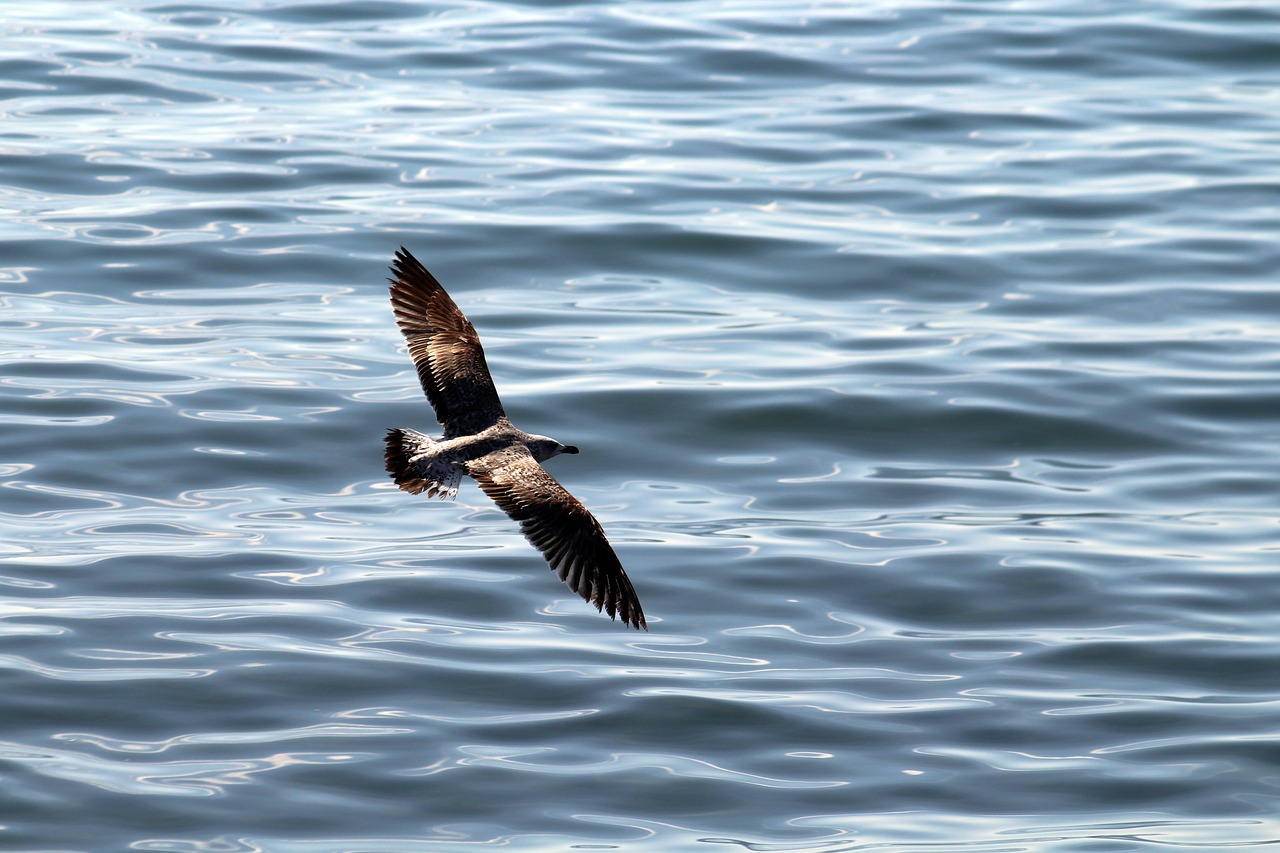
382, 247, 647, 630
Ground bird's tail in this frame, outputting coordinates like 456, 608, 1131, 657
384, 428, 461, 499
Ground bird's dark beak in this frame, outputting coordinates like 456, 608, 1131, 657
563, 445, 580, 455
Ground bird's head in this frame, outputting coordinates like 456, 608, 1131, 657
527, 435, 579, 462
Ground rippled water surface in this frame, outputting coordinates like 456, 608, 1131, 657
4, 1, 1280, 850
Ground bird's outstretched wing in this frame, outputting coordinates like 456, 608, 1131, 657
388, 247, 507, 438
468, 447, 647, 631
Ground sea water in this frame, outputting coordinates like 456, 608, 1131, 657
2, 2, 1279, 850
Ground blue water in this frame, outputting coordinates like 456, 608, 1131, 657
3, 1, 1280, 850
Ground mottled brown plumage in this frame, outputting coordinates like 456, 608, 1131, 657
384, 248, 647, 630
388, 248, 506, 439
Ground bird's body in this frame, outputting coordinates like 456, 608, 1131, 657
382, 248, 647, 630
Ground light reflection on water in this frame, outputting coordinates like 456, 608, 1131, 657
2, 0, 1280, 850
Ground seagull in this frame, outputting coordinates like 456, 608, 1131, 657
382, 247, 647, 630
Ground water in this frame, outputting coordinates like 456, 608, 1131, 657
3, 1, 1279, 849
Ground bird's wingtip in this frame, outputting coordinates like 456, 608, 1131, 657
615, 604, 648, 632
389, 246, 439, 288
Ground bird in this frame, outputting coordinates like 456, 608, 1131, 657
382, 247, 647, 630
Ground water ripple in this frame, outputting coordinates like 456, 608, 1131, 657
0, 739, 365, 797
4, 0, 1280, 849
